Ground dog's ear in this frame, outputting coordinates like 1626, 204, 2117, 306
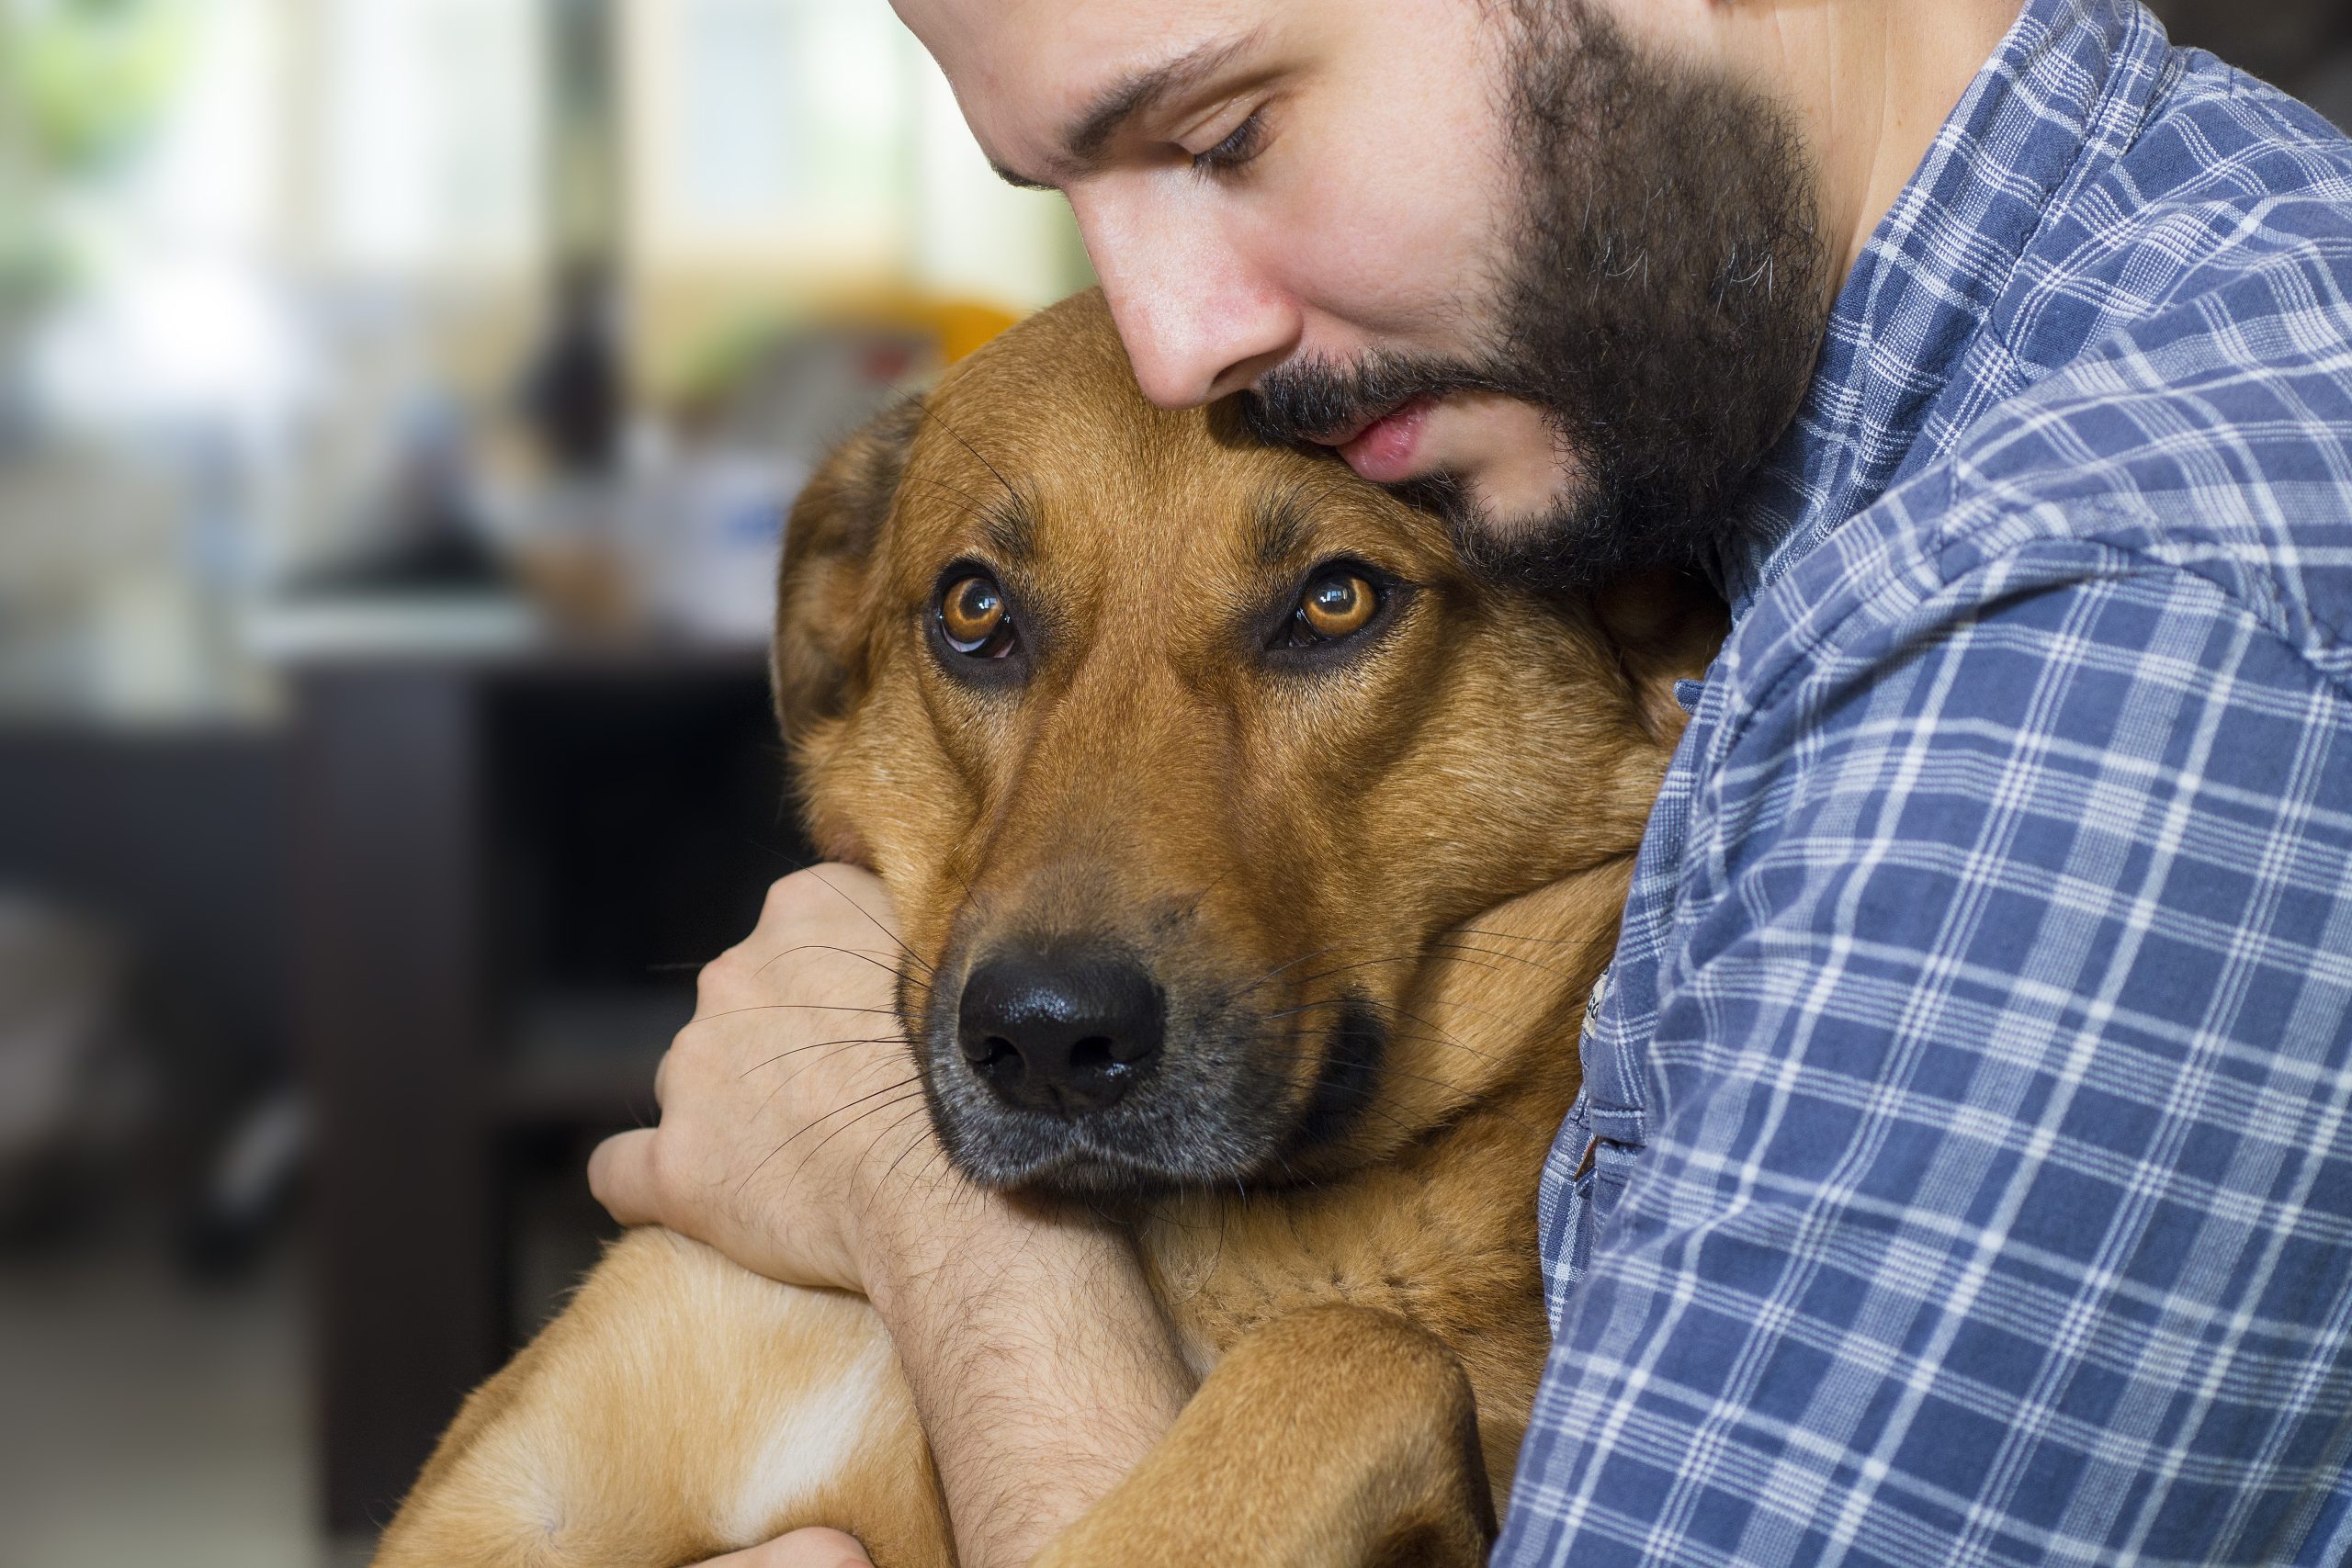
772, 395, 923, 747
1591, 569, 1728, 745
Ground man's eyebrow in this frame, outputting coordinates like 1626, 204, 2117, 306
989, 30, 1261, 189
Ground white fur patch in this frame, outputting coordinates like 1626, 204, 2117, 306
718, 1334, 889, 1546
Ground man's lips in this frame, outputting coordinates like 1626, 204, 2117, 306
1305, 395, 1435, 485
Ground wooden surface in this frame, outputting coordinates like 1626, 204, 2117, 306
289, 647, 796, 1533
294, 665, 501, 1532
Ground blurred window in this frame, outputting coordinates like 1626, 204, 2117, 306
309, 0, 550, 279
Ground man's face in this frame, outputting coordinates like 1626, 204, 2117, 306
896, 0, 1829, 588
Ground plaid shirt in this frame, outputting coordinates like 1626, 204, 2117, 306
1499, 3, 2352, 1563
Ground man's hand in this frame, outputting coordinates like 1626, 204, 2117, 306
589, 866, 1194, 1568
590, 865, 929, 1294
696, 1529, 872, 1567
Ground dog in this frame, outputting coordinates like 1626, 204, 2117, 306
372, 289, 1722, 1568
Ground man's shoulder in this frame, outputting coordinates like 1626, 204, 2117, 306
1722, 432, 2352, 762
1960, 39, 2352, 587
1767, 259, 2352, 716
1718, 43, 2352, 750
1997, 41, 2352, 374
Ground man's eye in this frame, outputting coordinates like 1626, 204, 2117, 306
937, 573, 1018, 658
1190, 111, 1266, 175
1285, 570, 1380, 647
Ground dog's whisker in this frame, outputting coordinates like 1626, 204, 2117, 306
686, 1007, 900, 1049
785, 1089, 935, 1190
901, 471, 999, 520
1269, 989, 1522, 1066
738, 1035, 909, 1078
806, 867, 936, 976
715, 1002, 904, 1018
867, 1108, 946, 1196
915, 400, 1021, 502
1447, 924, 1610, 948
1423, 935, 1582, 977
1166, 866, 1239, 931
849, 1102, 945, 1208
752, 942, 932, 988
1283, 953, 1445, 986
1251, 1047, 1485, 1111
1224, 944, 1356, 1003
1250, 1054, 1548, 1144
737, 1075, 928, 1197
1245, 1006, 1514, 1088
1252, 987, 1510, 1066
1230, 937, 1566, 1055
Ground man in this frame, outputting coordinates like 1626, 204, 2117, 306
592, 1, 2352, 1562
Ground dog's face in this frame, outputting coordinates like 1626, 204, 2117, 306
775, 292, 1715, 1196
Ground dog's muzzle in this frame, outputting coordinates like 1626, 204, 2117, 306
956, 944, 1165, 1117
920, 933, 1386, 1197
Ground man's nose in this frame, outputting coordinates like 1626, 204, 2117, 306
1075, 188, 1297, 409
956, 945, 1165, 1117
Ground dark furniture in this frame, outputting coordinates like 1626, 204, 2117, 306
291, 642, 809, 1533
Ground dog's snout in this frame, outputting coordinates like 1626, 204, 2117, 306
956, 948, 1164, 1117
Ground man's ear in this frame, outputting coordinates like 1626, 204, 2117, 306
771, 395, 923, 748
1591, 569, 1729, 745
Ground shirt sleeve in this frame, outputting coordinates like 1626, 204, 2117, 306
1496, 552, 2352, 1567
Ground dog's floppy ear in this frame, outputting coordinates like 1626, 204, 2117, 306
1592, 569, 1728, 745
772, 395, 923, 746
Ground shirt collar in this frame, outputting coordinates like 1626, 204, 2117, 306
1713, 0, 2174, 620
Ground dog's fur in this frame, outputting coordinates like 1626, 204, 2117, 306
373, 291, 1720, 1568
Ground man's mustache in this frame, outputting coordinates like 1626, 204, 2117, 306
1241, 351, 1520, 447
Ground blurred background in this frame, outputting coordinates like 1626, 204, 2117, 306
0, 2, 2342, 1563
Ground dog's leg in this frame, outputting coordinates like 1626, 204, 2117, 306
371, 1228, 951, 1568
1034, 1303, 1495, 1568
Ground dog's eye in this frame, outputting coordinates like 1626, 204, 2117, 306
1288, 571, 1379, 646
938, 573, 1016, 657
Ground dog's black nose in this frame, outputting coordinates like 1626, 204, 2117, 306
957, 948, 1164, 1116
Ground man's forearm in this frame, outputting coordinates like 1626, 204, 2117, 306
864, 1191, 1193, 1567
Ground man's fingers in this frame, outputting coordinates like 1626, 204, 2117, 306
694, 1528, 874, 1567
587, 1128, 662, 1227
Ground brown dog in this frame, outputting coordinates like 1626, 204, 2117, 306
372, 290, 1720, 1568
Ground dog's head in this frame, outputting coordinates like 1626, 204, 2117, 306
774, 291, 1718, 1196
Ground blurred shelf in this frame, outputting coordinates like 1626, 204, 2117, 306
248, 593, 544, 663
254, 594, 772, 674
294, 640, 802, 1529
494, 987, 682, 1126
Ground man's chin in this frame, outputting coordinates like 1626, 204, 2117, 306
1411, 392, 1583, 524
1385, 463, 1625, 599
1453, 486, 1584, 551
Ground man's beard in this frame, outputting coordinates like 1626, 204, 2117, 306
1243, 0, 1830, 596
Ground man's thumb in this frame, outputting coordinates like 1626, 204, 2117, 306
696, 1527, 875, 1566
586, 1127, 662, 1227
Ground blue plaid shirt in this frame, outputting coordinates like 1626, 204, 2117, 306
1500, 4, 2352, 1563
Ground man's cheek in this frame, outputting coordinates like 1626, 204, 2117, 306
1430, 394, 1581, 533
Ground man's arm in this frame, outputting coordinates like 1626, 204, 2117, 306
591, 868, 1192, 1567
1499, 555, 2352, 1564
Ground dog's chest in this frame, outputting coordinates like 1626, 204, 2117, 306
1147, 1227, 1427, 1382
1136, 1165, 1537, 1381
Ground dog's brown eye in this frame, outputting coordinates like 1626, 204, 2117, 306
1295, 572, 1378, 642
939, 573, 1013, 656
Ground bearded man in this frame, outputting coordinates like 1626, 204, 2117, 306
589, 2, 2352, 1563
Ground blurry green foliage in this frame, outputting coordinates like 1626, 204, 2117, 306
2, 0, 194, 174
0, 0, 193, 306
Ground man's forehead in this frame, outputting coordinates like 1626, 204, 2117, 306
893, 0, 1276, 182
